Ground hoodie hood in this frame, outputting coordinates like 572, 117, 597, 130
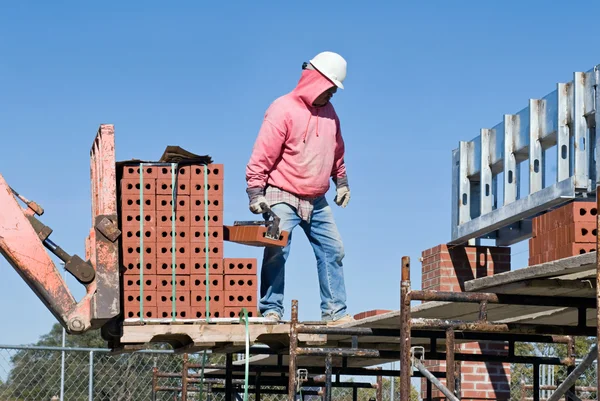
292, 69, 335, 107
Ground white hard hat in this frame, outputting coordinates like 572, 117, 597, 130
309, 51, 347, 89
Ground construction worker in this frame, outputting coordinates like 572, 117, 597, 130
245, 51, 353, 325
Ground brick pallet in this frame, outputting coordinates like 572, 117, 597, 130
529, 201, 598, 265
118, 162, 258, 320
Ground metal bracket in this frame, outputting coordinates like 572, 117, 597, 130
233, 202, 281, 240
297, 368, 308, 383
410, 346, 425, 366
95, 216, 121, 242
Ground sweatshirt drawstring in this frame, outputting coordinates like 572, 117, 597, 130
303, 114, 312, 143
303, 109, 320, 143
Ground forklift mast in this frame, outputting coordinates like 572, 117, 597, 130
0, 124, 121, 335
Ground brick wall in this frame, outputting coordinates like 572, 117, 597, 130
420, 244, 511, 401
529, 200, 597, 265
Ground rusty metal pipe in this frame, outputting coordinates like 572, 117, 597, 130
288, 300, 299, 401
411, 318, 596, 336
411, 330, 573, 344
413, 359, 459, 401
324, 354, 333, 401
445, 328, 455, 396
376, 371, 383, 401
410, 290, 595, 308
296, 347, 380, 358
399, 256, 411, 401
182, 354, 189, 401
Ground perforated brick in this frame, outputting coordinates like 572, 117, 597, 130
157, 276, 191, 291
190, 211, 222, 227
191, 274, 223, 291
156, 257, 191, 275
191, 244, 223, 260
224, 275, 257, 291
123, 226, 156, 243
191, 180, 223, 197
225, 291, 257, 307
223, 225, 289, 247
156, 241, 190, 260
156, 227, 191, 243
157, 290, 191, 307
191, 259, 224, 275
121, 178, 156, 195
121, 165, 159, 179
157, 306, 191, 319
124, 305, 158, 319
191, 164, 224, 181
157, 209, 191, 227
122, 245, 157, 271
190, 306, 224, 319
121, 259, 157, 276
190, 290, 224, 307
123, 275, 157, 291
223, 307, 257, 318
224, 258, 257, 275
191, 195, 223, 211
156, 179, 174, 195
190, 227, 224, 244
156, 195, 191, 212
121, 193, 155, 211
124, 290, 157, 307
122, 209, 156, 227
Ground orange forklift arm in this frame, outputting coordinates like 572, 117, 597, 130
0, 125, 121, 336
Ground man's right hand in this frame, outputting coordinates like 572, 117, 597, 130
247, 187, 268, 214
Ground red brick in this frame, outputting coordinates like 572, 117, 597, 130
190, 305, 225, 319
191, 274, 224, 291
121, 178, 156, 195
121, 193, 156, 211
123, 275, 157, 291
156, 179, 174, 195
157, 305, 192, 319
124, 305, 158, 319
156, 209, 192, 227
122, 245, 157, 269
191, 164, 224, 181
122, 259, 157, 276
223, 225, 289, 247
156, 227, 192, 243
122, 226, 157, 244
190, 211, 223, 227
191, 180, 224, 197
157, 276, 191, 291
121, 164, 159, 179
157, 290, 191, 307
156, 240, 191, 260
189, 227, 224, 244
225, 290, 257, 307
156, 257, 191, 275
122, 209, 156, 227
190, 195, 224, 212
156, 195, 191, 211
223, 258, 257, 275
224, 275, 257, 291
190, 290, 224, 307
191, 259, 224, 275
124, 290, 157, 307
353, 310, 392, 320
223, 307, 258, 318
191, 243, 223, 260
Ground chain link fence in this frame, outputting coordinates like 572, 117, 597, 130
0, 345, 391, 401
1, 344, 597, 401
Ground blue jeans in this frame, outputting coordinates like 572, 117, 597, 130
258, 197, 348, 321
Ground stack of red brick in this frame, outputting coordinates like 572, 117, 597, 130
118, 163, 258, 320
529, 201, 597, 265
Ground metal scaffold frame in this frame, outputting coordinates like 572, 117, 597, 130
451, 64, 600, 246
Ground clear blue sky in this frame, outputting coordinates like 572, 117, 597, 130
0, 1, 598, 345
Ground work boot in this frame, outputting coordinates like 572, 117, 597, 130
326, 315, 355, 326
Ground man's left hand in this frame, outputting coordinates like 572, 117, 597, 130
334, 186, 350, 208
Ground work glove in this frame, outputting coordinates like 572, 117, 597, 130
334, 186, 350, 208
247, 187, 268, 214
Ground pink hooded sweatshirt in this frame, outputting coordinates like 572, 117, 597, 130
246, 69, 347, 198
